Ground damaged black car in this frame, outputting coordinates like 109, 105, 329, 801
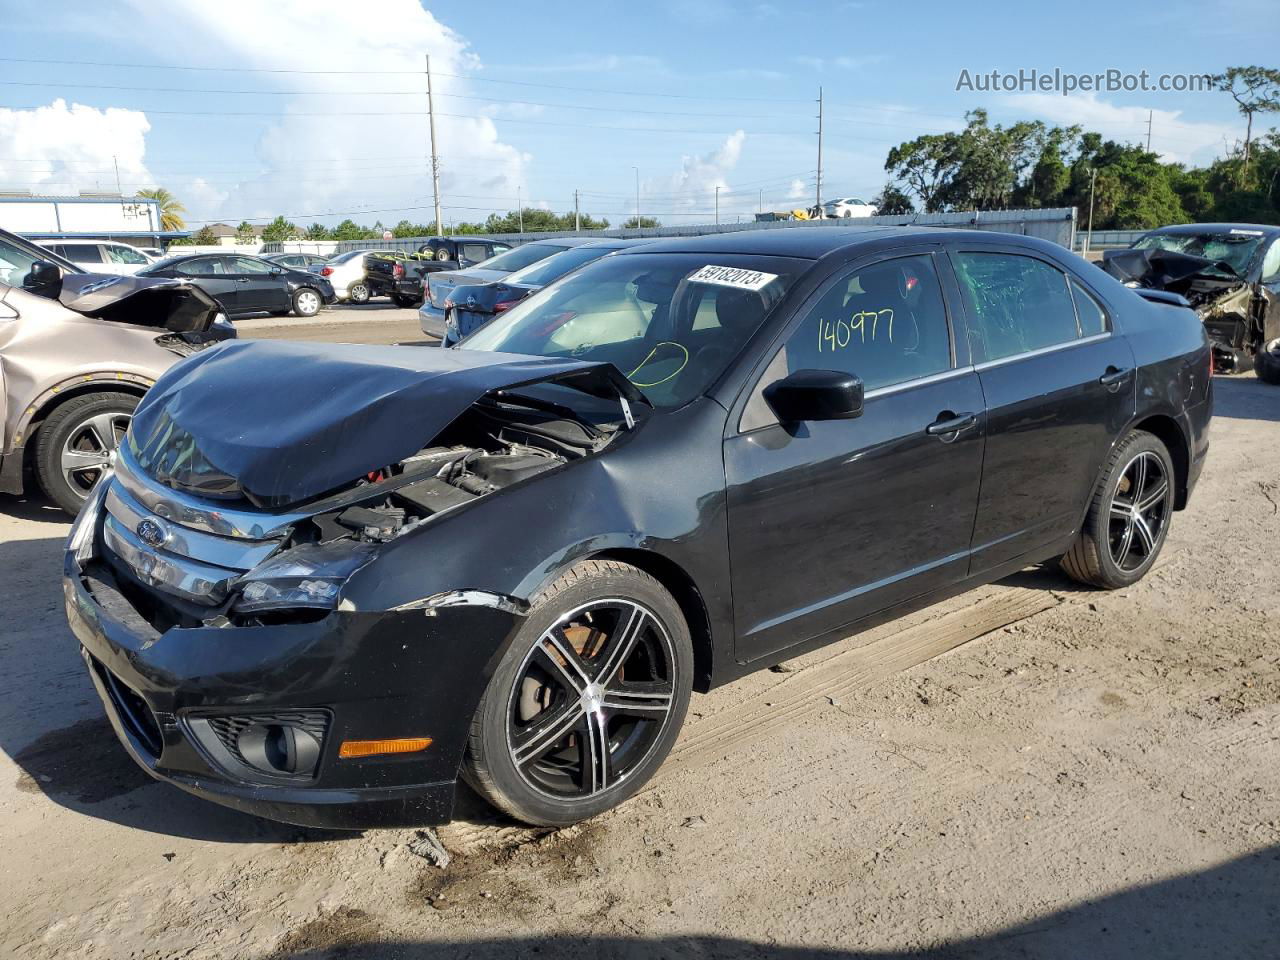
1102, 222, 1280, 383
65, 228, 1211, 829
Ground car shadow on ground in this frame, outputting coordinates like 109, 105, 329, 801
1212, 375, 1280, 422
264, 846, 1280, 958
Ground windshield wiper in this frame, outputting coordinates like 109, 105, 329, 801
484, 390, 604, 439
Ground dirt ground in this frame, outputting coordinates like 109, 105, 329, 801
1, 307, 1277, 959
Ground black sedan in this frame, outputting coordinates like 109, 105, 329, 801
139, 253, 336, 318
440, 238, 654, 346
64, 227, 1211, 830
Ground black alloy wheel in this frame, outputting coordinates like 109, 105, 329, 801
464, 560, 692, 826
1062, 430, 1175, 589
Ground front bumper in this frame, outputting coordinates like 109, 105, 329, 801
63, 513, 526, 829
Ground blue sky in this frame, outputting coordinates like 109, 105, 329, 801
0, 0, 1271, 229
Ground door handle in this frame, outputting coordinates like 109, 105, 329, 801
926, 412, 977, 438
235, 278, 251, 283
1099, 366, 1131, 390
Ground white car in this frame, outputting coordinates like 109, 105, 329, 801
822, 197, 877, 219
310, 248, 399, 304
38, 240, 154, 275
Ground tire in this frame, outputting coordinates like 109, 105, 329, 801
348, 282, 371, 304
463, 559, 694, 826
1256, 337, 1280, 385
292, 287, 322, 317
1061, 430, 1175, 589
435, 248, 451, 262
35, 392, 139, 516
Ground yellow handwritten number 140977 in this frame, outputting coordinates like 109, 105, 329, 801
817, 308, 894, 353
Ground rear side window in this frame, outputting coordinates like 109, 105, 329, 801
953, 253, 1081, 362
181, 257, 226, 276
777, 254, 953, 392
61, 243, 104, 264
461, 243, 490, 262
1068, 277, 1108, 335
105, 244, 148, 265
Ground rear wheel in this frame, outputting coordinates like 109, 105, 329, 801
1255, 337, 1280, 385
463, 560, 693, 826
35, 392, 138, 516
348, 282, 371, 304
1061, 430, 1175, 589
292, 287, 322, 317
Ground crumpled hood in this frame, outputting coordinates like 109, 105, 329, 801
126, 339, 645, 507
57, 272, 223, 332
1101, 249, 1240, 294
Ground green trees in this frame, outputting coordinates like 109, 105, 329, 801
260, 216, 299, 243
1213, 66, 1280, 182
136, 188, 186, 232
483, 208, 612, 233
621, 216, 659, 229
234, 220, 258, 243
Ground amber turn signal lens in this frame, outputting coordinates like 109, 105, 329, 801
338, 737, 433, 759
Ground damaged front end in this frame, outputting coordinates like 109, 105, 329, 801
63, 341, 647, 826
1102, 248, 1270, 372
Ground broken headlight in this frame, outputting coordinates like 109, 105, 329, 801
233, 542, 376, 613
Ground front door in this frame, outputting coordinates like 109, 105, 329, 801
724, 251, 986, 664
947, 247, 1137, 571
229, 257, 289, 314
178, 256, 241, 314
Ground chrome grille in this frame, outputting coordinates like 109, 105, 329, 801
100, 450, 290, 605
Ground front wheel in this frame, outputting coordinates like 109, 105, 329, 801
292, 287, 322, 317
35, 392, 138, 516
1255, 337, 1280, 385
463, 560, 693, 826
348, 282, 371, 304
1061, 430, 1175, 589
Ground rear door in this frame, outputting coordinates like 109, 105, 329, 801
724, 248, 987, 662
176, 256, 241, 313
946, 244, 1136, 571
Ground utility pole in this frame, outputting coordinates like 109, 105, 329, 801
112, 155, 122, 195
574, 189, 580, 232
517, 186, 523, 234
632, 166, 640, 227
758, 188, 763, 215
425, 55, 443, 235
1083, 167, 1097, 258
815, 86, 824, 217
715, 185, 720, 225
1145, 109, 1153, 152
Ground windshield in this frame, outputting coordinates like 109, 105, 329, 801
503, 245, 619, 288
0, 232, 81, 286
1133, 231, 1265, 277
462, 252, 804, 409
475, 243, 571, 273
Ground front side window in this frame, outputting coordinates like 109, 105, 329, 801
461, 242, 491, 263
773, 254, 953, 393
953, 252, 1081, 362
464, 253, 803, 409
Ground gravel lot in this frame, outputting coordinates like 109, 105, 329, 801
2, 305, 1277, 959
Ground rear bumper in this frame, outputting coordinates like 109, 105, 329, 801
394, 279, 424, 301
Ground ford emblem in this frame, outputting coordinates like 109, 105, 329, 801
136, 517, 170, 548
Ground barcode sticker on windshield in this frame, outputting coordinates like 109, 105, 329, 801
687, 265, 778, 291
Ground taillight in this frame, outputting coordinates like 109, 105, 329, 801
393, 263, 404, 279
493, 299, 518, 313
423, 275, 431, 297
321, 266, 333, 277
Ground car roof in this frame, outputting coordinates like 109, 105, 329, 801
1141, 222, 1280, 238
610, 225, 947, 259
576, 237, 656, 249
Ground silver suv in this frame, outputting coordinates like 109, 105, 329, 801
0, 229, 233, 514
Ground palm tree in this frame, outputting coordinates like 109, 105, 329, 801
136, 188, 187, 232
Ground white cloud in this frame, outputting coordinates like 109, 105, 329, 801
649, 130, 747, 216
1002, 92, 1236, 165
787, 178, 807, 200
0, 99, 153, 197
103, 0, 529, 228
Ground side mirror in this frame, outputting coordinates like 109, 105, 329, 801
763, 369, 864, 423
23, 260, 64, 299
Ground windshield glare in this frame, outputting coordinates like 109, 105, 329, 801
1134, 231, 1265, 276
503, 245, 618, 288
475, 243, 570, 273
462, 252, 802, 409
